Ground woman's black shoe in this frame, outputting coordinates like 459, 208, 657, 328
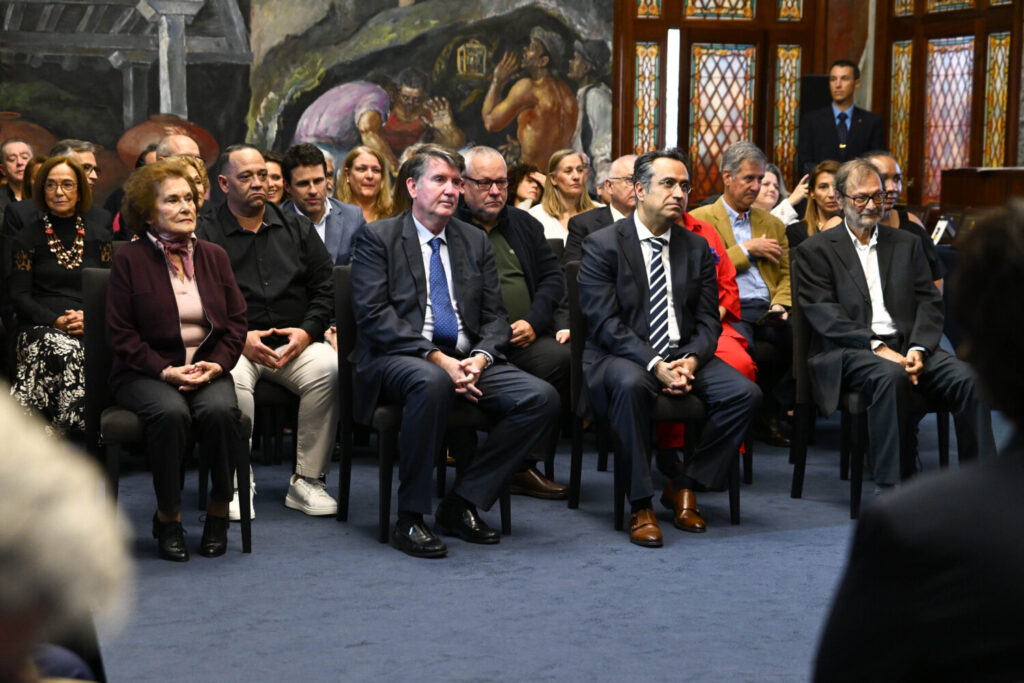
199, 514, 229, 558
152, 513, 189, 562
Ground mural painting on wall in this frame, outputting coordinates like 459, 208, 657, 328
254, 0, 612, 182
0, 1, 611, 202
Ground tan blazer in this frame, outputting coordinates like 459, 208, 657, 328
690, 197, 791, 308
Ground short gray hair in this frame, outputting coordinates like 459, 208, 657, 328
463, 146, 505, 177
834, 158, 883, 199
49, 139, 95, 158
401, 144, 465, 185
721, 141, 765, 177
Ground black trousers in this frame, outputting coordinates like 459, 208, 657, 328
116, 375, 244, 514
506, 335, 571, 463
735, 298, 794, 414
378, 357, 560, 515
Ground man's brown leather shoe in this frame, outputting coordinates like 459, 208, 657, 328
509, 467, 569, 500
629, 509, 663, 547
660, 484, 707, 533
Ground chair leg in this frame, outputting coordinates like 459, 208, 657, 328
729, 454, 740, 525
612, 446, 625, 531
197, 443, 209, 511
839, 410, 851, 481
568, 416, 583, 509
378, 431, 397, 544
237, 445, 252, 553
435, 446, 448, 498
499, 488, 511, 535
104, 444, 121, 501
850, 414, 866, 520
336, 419, 353, 522
937, 410, 950, 468
597, 421, 610, 472
742, 438, 753, 485
790, 403, 810, 499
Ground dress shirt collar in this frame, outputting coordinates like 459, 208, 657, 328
288, 195, 332, 230
216, 201, 280, 235
722, 197, 749, 225
610, 204, 626, 222
844, 218, 878, 250
414, 214, 448, 246
832, 102, 854, 123
633, 211, 671, 245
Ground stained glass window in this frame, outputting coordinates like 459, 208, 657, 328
634, 43, 661, 154
689, 43, 757, 198
983, 32, 1010, 167
991, 0, 1012, 5
927, 0, 974, 11
924, 36, 974, 204
778, 0, 802, 20
685, 0, 755, 20
894, 0, 914, 16
890, 41, 913, 178
637, 0, 661, 18
773, 46, 801, 187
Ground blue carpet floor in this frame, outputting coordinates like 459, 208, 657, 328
99, 411, 1012, 682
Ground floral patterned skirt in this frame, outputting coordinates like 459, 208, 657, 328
10, 326, 85, 436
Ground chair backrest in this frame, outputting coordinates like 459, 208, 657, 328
564, 260, 586, 414
546, 237, 565, 263
82, 267, 113, 455
788, 250, 812, 406
333, 265, 355, 429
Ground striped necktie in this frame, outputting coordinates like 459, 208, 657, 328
429, 237, 458, 349
648, 237, 670, 356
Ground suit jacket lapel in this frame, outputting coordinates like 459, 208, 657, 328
876, 228, 897, 312
400, 214, 428, 316
324, 209, 343, 264
445, 223, 471, 319
828, 227, 871, 302
712, 199, 738, 248
619, 216, 647, 300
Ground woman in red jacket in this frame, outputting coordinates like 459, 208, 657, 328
107, 161, 248, 562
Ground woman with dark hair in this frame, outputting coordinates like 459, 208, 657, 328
9, 155, 112, 435
263, 150, 286, 205
336, 145, 393, 223
753, 163, 808, 226
507, 162, 545, 209
528, 149, 596, 242
108, 160, 248, 561
786, 160, 840, 250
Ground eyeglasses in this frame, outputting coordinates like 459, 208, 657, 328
841, 192, 886, 208
657, 178, 692, 194
44, 180, 77, 193
81, 163, 100, 177
463, 177, 509, 190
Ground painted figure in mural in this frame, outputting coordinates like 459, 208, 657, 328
568, 39, 612, 196
293, 78, 394, 175
380, 68, 466, 166
482, 26, 578, 169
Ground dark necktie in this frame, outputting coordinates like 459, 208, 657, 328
429, 237, 458, 349
837, 111, 849, 147
648, 237, 670, 357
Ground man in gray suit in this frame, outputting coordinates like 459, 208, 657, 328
281, 143, 366, 265
350, 145, 559, 558
795, 158, 995, 491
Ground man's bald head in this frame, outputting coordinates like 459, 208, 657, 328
605, 154, 638, 215
156, 134, 200, 161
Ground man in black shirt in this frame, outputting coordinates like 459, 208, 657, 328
198, 144, 339, 518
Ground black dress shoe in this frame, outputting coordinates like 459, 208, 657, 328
435, 496, 500, 544
198, 515, 229, 558
152, 513, 189, 562
509, 467, 569, 500
654, 449, 686, 480
391, 517, 447, 558
754, 416, 791, 448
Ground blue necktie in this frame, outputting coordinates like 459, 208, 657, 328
837, 112, 849, 146
648, 237, 670, 357
429, 237, 458, 349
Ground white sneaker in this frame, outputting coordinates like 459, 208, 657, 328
285, 476, 338, 516
229, 480, 256, 521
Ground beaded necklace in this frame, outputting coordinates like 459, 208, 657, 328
42, 214, 86, 270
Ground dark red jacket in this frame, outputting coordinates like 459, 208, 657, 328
106, 238, 247, 393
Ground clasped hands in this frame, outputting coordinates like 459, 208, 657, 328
243, 327, 311, 369
743, 237, 784, 265
429, 349, 487, 402
875, 344, 924, 386
54, 309, 84, 336
654, 357, 698, 395
161, 361, 223, 391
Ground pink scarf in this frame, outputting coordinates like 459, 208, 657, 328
149, 230, 195, 280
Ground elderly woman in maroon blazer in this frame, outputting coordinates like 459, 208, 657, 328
107, 160, 248, 562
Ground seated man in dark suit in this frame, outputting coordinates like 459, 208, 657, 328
455, 145, 569, 499
563, 153, 636, 264
796, 158, 995, 493
578, 148, 760, 547
797, 59, 885, 175
350, 144, 560, 558
279, 143, 366, 265
814, 201, 1024, 682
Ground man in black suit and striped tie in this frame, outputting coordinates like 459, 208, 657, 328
577, 148, 761, 547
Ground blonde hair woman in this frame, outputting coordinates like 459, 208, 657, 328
336, 145, 393, 223
527, 149, 596, 242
